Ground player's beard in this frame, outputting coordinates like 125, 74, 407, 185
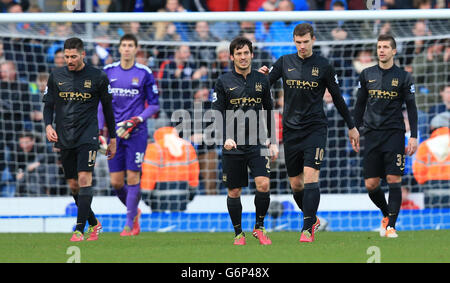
235, 61, 251, 72
68, 61, 83, 71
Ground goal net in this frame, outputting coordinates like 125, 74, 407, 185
0, 8, 449, 233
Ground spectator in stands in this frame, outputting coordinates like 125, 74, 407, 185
412, 112, 450, 199
240, 21, 273, 69
88, 27, 114, 68
352, 49, 377, 76
400, 20, 431, 72
348, 47, 377, 94
0, 0, 29, 13
253, 0, 310, 12
46, 23, 72, 64
0, 60, 34, 150
154, 0, 190, 42
27, 72, 48, 135
414, 0, 432, 9
264, 0, 306, 59
158, 45, 208, 120
412, 39, 448, 111
5, 2, 26, 34
51, 49, 65, 69
118, 21, 152, 41
428, 84, 450, 121
9, 132, 60, 196
141, 126, 199, 211
254, 0, 310, 42
190, 21, 218, 69
210, 41, 232, 84
107, 0, 165, 12
0, 60, 17, 81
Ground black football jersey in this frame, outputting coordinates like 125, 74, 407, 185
354, 64, 417, 137
212, 69, 273, 154
43, 64, 116, 149
269, 52, 354, 131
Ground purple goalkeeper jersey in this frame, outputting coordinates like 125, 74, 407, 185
98, 61, 159, 133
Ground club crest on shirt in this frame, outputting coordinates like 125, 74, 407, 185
312, 67, 319, 76
84, 80, 91, 88
391, 78, 398, 87
132, 77, 139, 86
255, 82, 262, 92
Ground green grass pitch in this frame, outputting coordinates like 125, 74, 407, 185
1, 230, 449, 263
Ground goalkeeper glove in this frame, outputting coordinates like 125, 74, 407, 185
116, 116, 143, 139
98, 135, 108, 155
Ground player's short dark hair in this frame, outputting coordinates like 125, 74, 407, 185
119, 33, 138, 47
377, 34, 397, 49
293, 23, 314, 38
64, 37, 84, 52
229, 36, 253, 55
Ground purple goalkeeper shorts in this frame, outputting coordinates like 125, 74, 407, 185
108, 130, 148, 172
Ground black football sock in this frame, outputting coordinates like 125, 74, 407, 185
72, 191, 97, 226
75, 186, 94, 233
368, 185, 389, 217
387, 182, 402, 228
254, 190, 270, 229
227, 196, 243, 236
302, 182, 320, 232
293, 190, 304, 212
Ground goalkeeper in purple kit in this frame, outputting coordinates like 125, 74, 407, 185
98, 34, 159, 236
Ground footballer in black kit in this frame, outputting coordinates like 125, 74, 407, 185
43, 37, 117, 241
259, 23, 360, 242
354, 34, 418, 238
212, 36, 278, 245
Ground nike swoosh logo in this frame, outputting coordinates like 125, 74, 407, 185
288, 68, 295, 72
110, 78, 118, 82
369, 80, 376, 83
88, 163, 95, 167
58, 82, 66, 85
315, 161, 321, 165
229, 87, 238, 91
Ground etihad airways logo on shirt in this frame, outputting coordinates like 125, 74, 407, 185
110, 88, 140, 97
59, 91, 92, 101
368, 89, 398, 99
286, 79, 318, 89
229, 97, 262, 106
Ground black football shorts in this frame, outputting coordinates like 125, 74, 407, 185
363, 129, 405, 179
222, 149, 271, 189
283, 125, 327, 177
60, 143, 99, 179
